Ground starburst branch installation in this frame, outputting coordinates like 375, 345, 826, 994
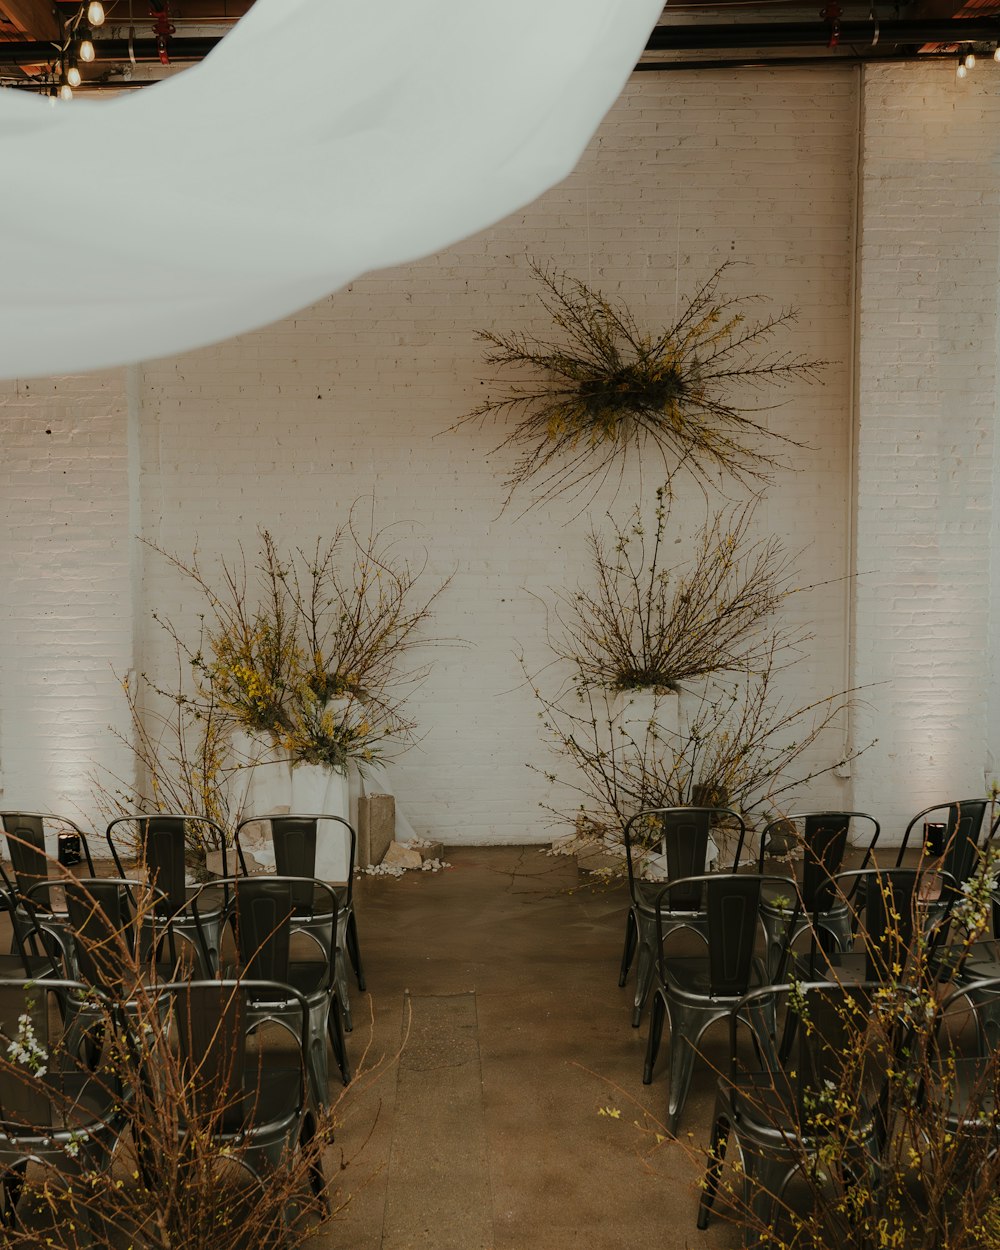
457, 261, 827, 508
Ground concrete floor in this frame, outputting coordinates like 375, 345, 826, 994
310, 846, 741, 1250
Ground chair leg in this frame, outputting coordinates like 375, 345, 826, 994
632, 919, 657, 1027
697, 1110, 731, 1229
643, 990, 667, 1085
328, 994, 351, 1085
345, 911, 366, 992
300, 1110, 330, 1215
667, 1004, 703, 1136
619, 909, 638, 988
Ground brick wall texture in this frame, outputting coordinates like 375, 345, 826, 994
1, 62, 997, 844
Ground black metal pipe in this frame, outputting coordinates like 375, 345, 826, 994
0, 37, 222, 65
636, 50, 966, 71
644, 18, 1000, 51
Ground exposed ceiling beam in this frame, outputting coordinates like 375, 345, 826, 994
0, 0, 61, 42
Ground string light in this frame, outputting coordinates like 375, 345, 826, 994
964, 50, 976, 69
994, 45, 1000, 61
87, 1, 105, 25
66, 61, 82, 88
59, 80, 73, 100
957, 55, 967, 78
78, 23, 95, 61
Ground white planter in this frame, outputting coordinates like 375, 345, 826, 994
237, 734, 292, 816
290, 763, 351, 881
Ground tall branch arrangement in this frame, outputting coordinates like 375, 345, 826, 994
456, 260, 826, 508
153, 506, 451, 775
528, 489, 866, 845
554, 487, 797, 692
93, 505, 449, 857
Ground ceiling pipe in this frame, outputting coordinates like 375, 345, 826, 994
636, 50, 970, 70
644, 17, 1000, 51
0, 37, 221, 65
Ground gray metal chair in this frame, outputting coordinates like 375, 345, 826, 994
205, 875, 350, 1105
0, 978, 128, 1233
697, 980, 903, 1246
235, 813, 365, 1030
642, 871, 795, 1134
618, 806, 747, 1027
106, 814, 228, 974
150, 979, 327, 1231
0, 812, 97, 968
756, 811, 880, 978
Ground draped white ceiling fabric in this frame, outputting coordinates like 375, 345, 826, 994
0, 0, 663, 379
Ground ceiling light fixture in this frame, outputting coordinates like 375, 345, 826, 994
87, 1, 105, 25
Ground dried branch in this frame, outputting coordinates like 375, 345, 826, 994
454, 260, 827, 510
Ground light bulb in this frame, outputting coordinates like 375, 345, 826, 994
66, 63, 82, 87
78, 28, 95, 61
957, 59, 967, 78
994, 46, 1000, 61
59, 81, 73, 100
87, 1, 105, 25
965, 50, 976, 69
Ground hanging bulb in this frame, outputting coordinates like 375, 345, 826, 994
965, 50, 976, 69
957, 56, 968, 78
66, 62, 82, 87
59, 81, 74, 100
87, 1, 105, 25
993, 45, 1000, 61
78, 25, 95, 61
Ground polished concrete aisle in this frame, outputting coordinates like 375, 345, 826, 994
311, 846, 739, 1250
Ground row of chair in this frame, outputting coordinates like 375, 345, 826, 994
620, 798, 994, 1028
0, 808, 368, 1233
615, 798, 1000, 1241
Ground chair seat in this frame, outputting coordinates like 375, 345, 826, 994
759, 881, 849, 923
177, 1066, 303, 1136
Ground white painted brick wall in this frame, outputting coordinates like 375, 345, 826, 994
0, 66, 886, 844
852, 64, 1000, 839
0, 371, 135, 836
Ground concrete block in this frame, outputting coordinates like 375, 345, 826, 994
416, 840, 445, 862
358, 794, 396, 866
383, 840, 422, 870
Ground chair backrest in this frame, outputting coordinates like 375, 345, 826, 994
759, 812, 880, 912
106, 814, 229, 910
163, 979, 308, 1132
0, 979, 103, 1132
0, 813, 95, 905
833, 867, 926, 982
219, 874, 337, 980
655, 872, 787, 995
235, 813, 357, 900
62, 878, 139, 994
896, 799, 988, 885
1, 813, 50, 900
622, 806, 747, 908
734, 981, 905, 1131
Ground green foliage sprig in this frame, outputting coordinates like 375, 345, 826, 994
457, 260, 826, 509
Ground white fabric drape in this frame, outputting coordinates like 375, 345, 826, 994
0, 0, 662, 379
